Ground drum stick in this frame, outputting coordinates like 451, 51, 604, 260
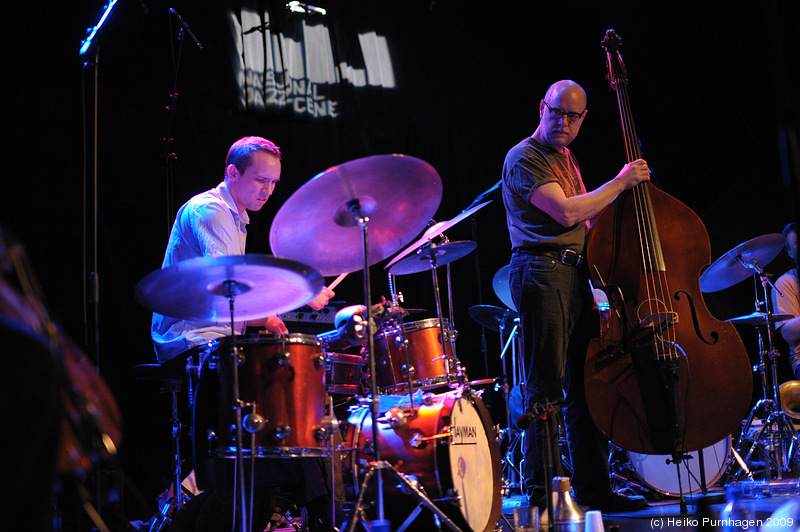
327, 272, 347, 290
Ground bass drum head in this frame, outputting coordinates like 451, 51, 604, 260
447, 394, 500, 532
627, 436, 731, 496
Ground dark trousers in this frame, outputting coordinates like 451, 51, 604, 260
509, 251, 611, 500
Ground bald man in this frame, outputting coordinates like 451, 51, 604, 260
502, 80, 650, 512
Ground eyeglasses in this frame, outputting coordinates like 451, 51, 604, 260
542, 100, 585, 122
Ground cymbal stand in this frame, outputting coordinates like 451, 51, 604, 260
498, 317, 523, 489
419, 242, 462, 384
342, 205, 465, 532
734, 261, 799, 479
221, 279, 252, 532
386, 273, 418, 410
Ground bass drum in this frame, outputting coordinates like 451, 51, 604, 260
342, 389, 502, 532
626, 436, 731, 496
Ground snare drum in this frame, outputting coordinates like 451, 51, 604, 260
194, 334, 329, 459
325, 352, 366, 395
341, 389, 502, 532
373, 318, 457, 392
626, 436, 731, 496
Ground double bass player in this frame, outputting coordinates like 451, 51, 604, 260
502, 79, 650, 512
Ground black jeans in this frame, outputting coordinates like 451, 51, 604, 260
509, 251, 611, 500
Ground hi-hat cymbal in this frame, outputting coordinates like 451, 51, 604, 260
269, 154, 442, 276
699, 234, 786, 293
468, 304, 518, 333
135, 254, 323, 323
388, 240, 477, 276
492, 264, 516, 311
726, 311, 793, 326
385, 200, 492, 270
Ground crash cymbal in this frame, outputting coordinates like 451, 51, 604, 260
135, 254, 323, 323
388, 240, 477, 276
492, 264, 516, 311
269, 154, 442, 276
726, 311, 793, 326
468, 304, 518, 333
386, 200, 492, 270
699, 233, 786, 293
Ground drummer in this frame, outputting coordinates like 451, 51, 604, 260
149, 135, 339, 531
152, 135, 334, 363
773, 222, 800, 380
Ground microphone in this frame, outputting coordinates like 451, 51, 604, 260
169, 8, 204, 50
515, 399, 561, 430
287, 1, 327, 15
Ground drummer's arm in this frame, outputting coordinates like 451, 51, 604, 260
308, 287, 335, 311
251, 315, 289, 334
779, 317, 800, 345
774, 279, 800, 344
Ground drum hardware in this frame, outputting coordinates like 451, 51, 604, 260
133, 361, 195, 532
700, 234, 800, 481
341, 390, 502, 532
270, 154, 470, 531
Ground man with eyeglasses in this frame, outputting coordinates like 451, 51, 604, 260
502, 80, 650, 512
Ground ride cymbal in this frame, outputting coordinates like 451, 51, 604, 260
388, 240, 477, 276
135, 254, 323, 322
699, 234, 786, 293
269, 154, 442, 276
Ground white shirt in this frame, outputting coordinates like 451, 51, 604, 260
151, 181, 250, 363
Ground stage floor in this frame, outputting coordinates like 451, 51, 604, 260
498, 487, 799, 532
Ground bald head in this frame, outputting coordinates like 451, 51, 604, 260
545, 80, 587, 110
534, 79, 588, 151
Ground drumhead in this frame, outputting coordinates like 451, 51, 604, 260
627, 436, 730, 496
448, 395, 499, 532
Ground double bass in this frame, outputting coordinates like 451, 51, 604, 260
584, 30, 752, 456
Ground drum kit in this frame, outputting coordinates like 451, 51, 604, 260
135, 155, 503, 532
698, 233, 799, 483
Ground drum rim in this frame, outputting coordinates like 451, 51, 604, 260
376, 317, 451, 335
626, 436, 731, 497
209, 332, 322, 348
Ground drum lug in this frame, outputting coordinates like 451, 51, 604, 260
421, 392, 436, 406
275, 350, 291, 366
313, 354, 326, 368
274, 424, 292, 440
243, 413, 266, 433
400, 364, 416, 379
378, 406, 410, 430
314, 426, 332, 442
363, 439, 374, 455
206, 429, 218, 449
393, 334, 407, 350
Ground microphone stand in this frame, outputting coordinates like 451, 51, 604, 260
467, 180, 501, 387
163, 8, 203, 234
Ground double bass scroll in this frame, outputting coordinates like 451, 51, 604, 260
583, 30, 752, 456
